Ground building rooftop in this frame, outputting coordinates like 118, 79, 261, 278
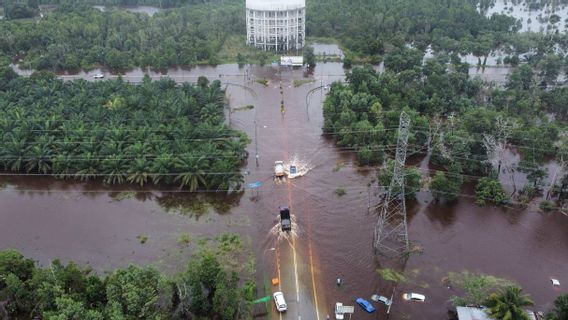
246, 0, 305, 11
456, 307, 493, 320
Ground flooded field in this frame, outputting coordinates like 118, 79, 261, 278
484, 0, 568, 33
2, 62, 567, 319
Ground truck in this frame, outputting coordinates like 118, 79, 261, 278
279, 206, 291, 232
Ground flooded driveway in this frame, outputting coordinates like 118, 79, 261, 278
2, 62, 568, 319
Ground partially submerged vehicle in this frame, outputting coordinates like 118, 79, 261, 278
279, 206, 291, 232
402, 292, 426, 302
371, 294, 392, 306
274, 161, 285, 178
335, 302, 345, 320
355, 298, 375, 313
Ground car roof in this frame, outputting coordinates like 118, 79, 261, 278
408, 293, 426, 299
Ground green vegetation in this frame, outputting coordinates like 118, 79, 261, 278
1, 1, 244, 69
0, 234, 255, 319
475, 178, 510, 205
485, 286, 534, 320
334, 187, 346, 197
255, 79, 268, 86
293, 79, 315, 87
324, 53, 566, 207
177, 233, 192, 246
378, 160, 422, 197
0, 71, 248, 192
430, 171, 462, 202
448, 271, 515, 306
546, 294, 568, 320
377, 268, 408, 283
136, 234, 148, 244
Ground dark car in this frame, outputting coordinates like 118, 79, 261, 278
356, 298, 376, 313
279, 206, 291, 231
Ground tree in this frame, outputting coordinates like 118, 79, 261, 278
546, 294, 568, 320
105, 265, 171, 319
303, 46, 316, 68
378, 160, 422, 197
475, 178, 509, 205
430, 171, 461, 202
485, 286, 534, 320
448, 271, 515, 307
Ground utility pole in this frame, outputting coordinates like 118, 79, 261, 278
374, 111, 411, 258
254, 119, 259, 167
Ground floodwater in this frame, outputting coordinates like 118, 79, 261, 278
2, 62, 568, 319
484, 0, 568, 33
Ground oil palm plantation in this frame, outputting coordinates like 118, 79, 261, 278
485, 286, 534, 320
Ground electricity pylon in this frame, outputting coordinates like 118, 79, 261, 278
374, 111, 411, 258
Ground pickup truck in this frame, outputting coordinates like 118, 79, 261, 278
274, 161, 285, 177
279, 206, 292, 232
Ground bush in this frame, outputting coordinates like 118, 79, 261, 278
539, 200, 556, 212
475, 178, 509, 206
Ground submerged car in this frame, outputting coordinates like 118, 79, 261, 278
371, 294, 392, 306
355, 298, 375, 313
402, 293, 426, 302
273, 292, 287, 312
279, 206, 291, 231
274, 161, 285, 177
93, 73, 104, 79
335, 302, 345, 320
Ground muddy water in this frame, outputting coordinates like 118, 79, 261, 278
2, 62, 568, 319
93, 5, 162, 16
484, 0, 568, 33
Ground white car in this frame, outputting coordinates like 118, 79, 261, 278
335, 302, 345, 320
93, 73, 104, 79
402, 292, 426, 302
273, 292, 287, 312
274, 161, 285, 177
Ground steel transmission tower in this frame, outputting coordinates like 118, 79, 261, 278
374, 111, 411, 257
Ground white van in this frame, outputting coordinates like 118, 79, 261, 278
273, 292, 287, 312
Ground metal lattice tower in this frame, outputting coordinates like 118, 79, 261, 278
374, 112, 411, 257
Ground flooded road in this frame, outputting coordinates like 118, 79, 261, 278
2, 61, 568, 319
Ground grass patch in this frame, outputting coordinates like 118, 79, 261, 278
334, 187, 346, 197
110, 191, 136, 202
256, 79, 269, 86
333, 160, 345, 172
233, 105, 254, 112
177, 233, 192, 246
377, 268, 410, 282
136, 234, 148, 244
293, 79, 315, 87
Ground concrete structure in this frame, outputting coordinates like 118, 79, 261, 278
246, 0, 305, 51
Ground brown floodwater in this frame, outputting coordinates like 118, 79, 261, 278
2, 62, 567, 319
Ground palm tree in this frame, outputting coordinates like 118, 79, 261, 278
174, 155, 208, 191
127, 157, 150, 187
546, 294, 568, 320
485, 286, 534, 320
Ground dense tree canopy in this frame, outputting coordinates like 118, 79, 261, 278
0, 235, 254, 319
0, 70, 248, 191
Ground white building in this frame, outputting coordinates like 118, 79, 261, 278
246, 0, 305, 52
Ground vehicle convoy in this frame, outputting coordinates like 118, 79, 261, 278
274, 161, 285, 177
273, 292, 287, 312
279, 206, 292, 231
